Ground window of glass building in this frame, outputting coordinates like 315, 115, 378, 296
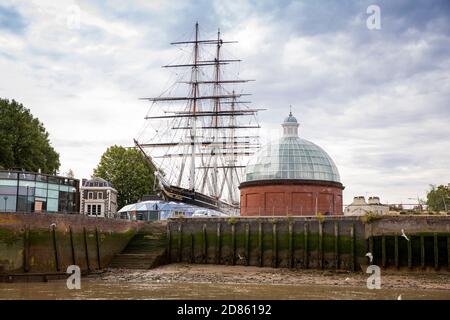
0, 170, 79, 213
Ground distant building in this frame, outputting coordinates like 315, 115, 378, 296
80, 177, 117, 218
344, 196, 389, 216
0, 169, 79, 213
118, 200, 225, 221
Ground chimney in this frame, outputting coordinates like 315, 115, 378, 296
353, 196, 367, 205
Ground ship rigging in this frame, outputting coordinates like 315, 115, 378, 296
135, 23, 263, 214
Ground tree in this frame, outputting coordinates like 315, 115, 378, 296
93, 145, 155, 209
0, 98, 60, 173
66, 169, 75, 178
426, 184, 450, 212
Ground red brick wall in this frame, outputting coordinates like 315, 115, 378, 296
240, 183, 343, 216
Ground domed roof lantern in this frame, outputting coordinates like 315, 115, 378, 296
282, 106, 299, 137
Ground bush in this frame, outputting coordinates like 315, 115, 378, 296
316, 212, 325, 223
360, 212, 382, 223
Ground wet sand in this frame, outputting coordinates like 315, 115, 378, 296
99, 263, 450, 291
1, 264, 449, 300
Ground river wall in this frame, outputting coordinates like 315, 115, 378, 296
1, 214, 449, 274
166, 215, 450, 271
0, 213, 137, 273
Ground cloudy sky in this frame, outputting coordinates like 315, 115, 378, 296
0, 0, 449, 206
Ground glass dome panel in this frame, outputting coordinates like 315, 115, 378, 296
244, 136, 340, 183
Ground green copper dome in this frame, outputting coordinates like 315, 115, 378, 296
244, 112, 341, 183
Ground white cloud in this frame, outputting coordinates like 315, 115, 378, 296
1, 0, 449, 207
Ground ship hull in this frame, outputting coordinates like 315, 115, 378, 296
160, 185, 238, 215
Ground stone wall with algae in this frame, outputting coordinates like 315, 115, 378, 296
0, 213, 137, 273
166, 215, 450, 272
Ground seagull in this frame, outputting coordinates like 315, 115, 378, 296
366, 252, 373, 263
237, 253, 245, 260
401, 229, 409, 241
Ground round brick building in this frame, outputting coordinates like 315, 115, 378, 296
239, 112, 344, 216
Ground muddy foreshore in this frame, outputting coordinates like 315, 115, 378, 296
96, 263, 450, 291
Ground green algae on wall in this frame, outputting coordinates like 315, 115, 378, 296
0, 214, 137, 273
166, 217, 369, 271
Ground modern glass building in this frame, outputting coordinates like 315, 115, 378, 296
0, 170, 80, 213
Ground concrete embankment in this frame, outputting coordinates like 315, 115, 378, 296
1, 214, 449, 275
0, 213, 137, 274
166, 215, 450, 271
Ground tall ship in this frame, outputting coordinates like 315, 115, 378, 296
134, 23, 263, 215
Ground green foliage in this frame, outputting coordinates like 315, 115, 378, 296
227, 216, 237, 225
360, 211, 382, 223
316, 212, 325, 223
426, 184, 450, 212
93, 145, 155, 209
0, 98, 60, 173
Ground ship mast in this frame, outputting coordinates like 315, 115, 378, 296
190, 22, 200, 191
136, 23, 264, 212
211, 28, 221, 198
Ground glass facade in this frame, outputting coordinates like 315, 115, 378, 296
0, 170, 79, 213
244, 136, 341, 183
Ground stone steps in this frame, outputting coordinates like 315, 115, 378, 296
108, 226, 167, 269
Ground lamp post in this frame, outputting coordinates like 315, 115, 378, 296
3, 196, 7, 212
442, 195, 448, 213
26, 186, 29, 213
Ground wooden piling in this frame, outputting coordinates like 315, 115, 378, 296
394, 236, 399, 269
23, 226, 30, 273
350, 224, 355, 272
231, 224, 236, 266
288, 222, 294, 269
318, 221, 324, 269
368, 236, 373, 264
381, 236, 386, 268
258, 222, 263, 267
303, 223, 309, 269
190, 233, 194, 264
334, 222, 339, 269
177, 223, 183, 263
52, 225, 60, 272
69, 226, 76, 266
434, 233, 439, 271
166, 225, 171, 263
95, 227, 101, 269
272, 222, 277, 268
216, 223, 221, 264
420, 236, 425, 269
447, 236, 450, 271
407, 236, 412, 269
202, 224, 207, 264
245, 224, 250, 266
83, 227, 90, 272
